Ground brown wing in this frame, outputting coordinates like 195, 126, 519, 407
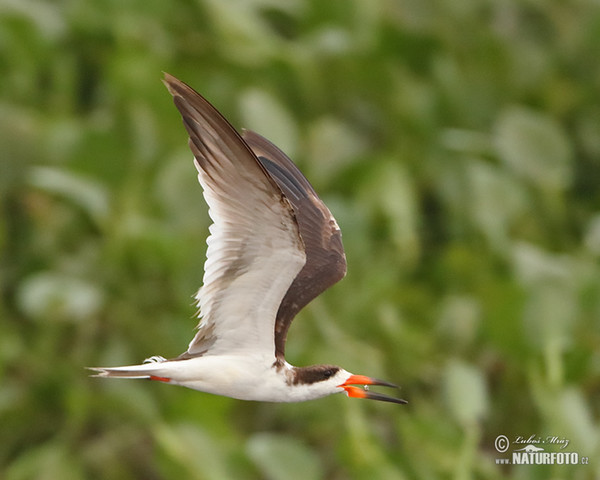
242, 130, 347, 361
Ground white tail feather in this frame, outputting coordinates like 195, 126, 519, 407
87, 362, 170, 379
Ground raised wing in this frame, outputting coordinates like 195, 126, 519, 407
242, 130, 347, 361
163, 74, 306, 358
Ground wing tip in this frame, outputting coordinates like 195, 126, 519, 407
162, 71, 182, 97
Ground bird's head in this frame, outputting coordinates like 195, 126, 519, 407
292, 365, 407, 404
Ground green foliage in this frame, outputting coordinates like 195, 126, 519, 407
1, 0, 599, 478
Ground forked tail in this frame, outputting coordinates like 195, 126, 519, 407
88, 358, 172, 382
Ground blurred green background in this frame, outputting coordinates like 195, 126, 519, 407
1, 0, 599, 479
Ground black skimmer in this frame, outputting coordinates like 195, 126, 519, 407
90, 74, 407, 405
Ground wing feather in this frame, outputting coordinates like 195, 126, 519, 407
163, 74, 306, 358
242, 130, 347, 360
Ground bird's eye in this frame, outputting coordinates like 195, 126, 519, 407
323, 369, 334, 379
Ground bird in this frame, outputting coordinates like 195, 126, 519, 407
89, 73, 407, 405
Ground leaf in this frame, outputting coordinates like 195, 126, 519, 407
493, 106, 573, 191
306, 116, 367, 182
511, 242, 572, 286
6, 442, 84, 480
239, 88, 299, 158
155, 423, 234, 480
246, 433, 323, 480
443, 359, 488, 427
202, 0, 281, 65
1, 0, 66, 42
437, 295, 480, 349
522, 283, 576, 352
379, 163, 419, 261
28, 166, 110, 226
16, 271, 103, 322
584, 214, 600, 256
465, 159, 526, 251
557, 389, 597, 456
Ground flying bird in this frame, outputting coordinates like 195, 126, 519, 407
90, 74, 406, 405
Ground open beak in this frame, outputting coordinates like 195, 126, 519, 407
338, 374, 408, 405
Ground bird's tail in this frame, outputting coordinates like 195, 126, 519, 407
88, 357, 173, 382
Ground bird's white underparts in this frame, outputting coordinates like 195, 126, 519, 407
89, 74, 406, 405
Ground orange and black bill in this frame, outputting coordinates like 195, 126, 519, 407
339, 375, 408, 405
